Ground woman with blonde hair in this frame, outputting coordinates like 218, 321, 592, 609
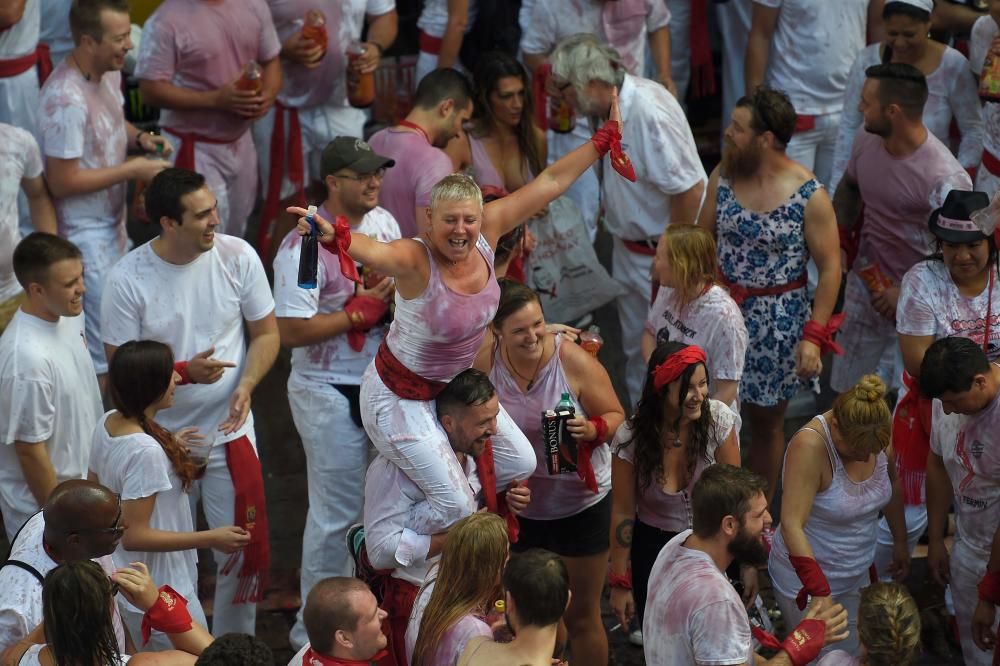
768, 376, 910, 657
642, 224, 747, 408
406, 512, 510, 666
818, 582, 922, 665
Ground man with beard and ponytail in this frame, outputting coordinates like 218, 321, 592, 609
698, 86, 841, 508
830, 63, 971, 396
643, 463, 850, 665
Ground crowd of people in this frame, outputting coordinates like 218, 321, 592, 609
0, 0, 999, 664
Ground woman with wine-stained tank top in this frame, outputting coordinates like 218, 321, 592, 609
288, 90, 632, 538
472, 280, 624, 666
768, 375, 909, 657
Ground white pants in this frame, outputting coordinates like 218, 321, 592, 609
612, 236, 655, 407
287, 375, 370, 651
952, 538, 1000, 666
186, 433, 260, 636
73, 229, 128, 374
715, 0, 752, 145
785, 111, 841, 189
976, 163, 1000, 199
253, 101, 366, 203
120, 581, 207, 652
663, 0, 691, 103
830, 272, 903, 394
359, 363, 536, 533
872, 503, 928, 581
162, 130, 258, 239
775, 569, 867, 657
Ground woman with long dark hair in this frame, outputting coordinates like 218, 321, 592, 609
608, 342, 742, 645
0, 560, 211, 665
406, 512, 509, 666
89, 340, 249, 649
447, 51, 545, 192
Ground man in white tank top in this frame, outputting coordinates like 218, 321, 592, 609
921, 337, 1000, 666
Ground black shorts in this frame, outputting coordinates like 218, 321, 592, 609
512, 492, 611, 557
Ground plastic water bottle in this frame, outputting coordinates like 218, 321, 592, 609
297, 205, 318, 289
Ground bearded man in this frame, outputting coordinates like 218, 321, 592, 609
698, 86, 841, 507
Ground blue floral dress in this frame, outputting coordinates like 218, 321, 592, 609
716, 177, 820, 407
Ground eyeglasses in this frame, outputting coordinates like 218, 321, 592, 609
67, 495, 125, 537
334, 168, 386, 183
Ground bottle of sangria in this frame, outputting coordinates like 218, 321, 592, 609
235, 60, 263, 95
346, 41, 376, 108
301, 9, 327, 59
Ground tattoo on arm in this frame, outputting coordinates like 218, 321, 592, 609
615, 519, 634, 548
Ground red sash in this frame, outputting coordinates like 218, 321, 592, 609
0, 47, 40, 79
258, 101, 305, 258
219, 435, 270, 603
720, 274, 807, 306
418, 32, 443, 55
622, 239, 657, 256
474, 439, 521, 543
382, 576, 419, 666
983, 147, 1000, 177
892, 371, 932, 505
374, 341, 446, 400
161, 126, 239, 172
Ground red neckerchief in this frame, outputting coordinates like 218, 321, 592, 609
302, 647, 389, 665
397, 120, 430, 144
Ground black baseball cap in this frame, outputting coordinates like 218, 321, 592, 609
320, 136, 395, 179
928, 190, 991, 244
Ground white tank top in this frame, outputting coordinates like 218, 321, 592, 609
768, 415, 892, 598
385, 234, 500, 382
489, 335, 611, 520
18, 644, 130, 666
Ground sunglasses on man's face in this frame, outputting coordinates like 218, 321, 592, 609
66, 495, 125, 537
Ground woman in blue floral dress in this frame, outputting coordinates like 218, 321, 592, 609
698, 87, 842, 504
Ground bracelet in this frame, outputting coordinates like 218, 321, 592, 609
608, 570, 632, 590
370, 41, 385, 55
134, 130, 148, 150
588, 416, 609, 443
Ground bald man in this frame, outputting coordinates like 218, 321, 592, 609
0, 479, 128, 650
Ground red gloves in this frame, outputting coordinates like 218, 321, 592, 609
344, 295, 389, 352
141, 586, 193, 646
802, 314, 845, 356
790, 555, 831, 610
591, 120, 636, 182
751, 619, 826, 666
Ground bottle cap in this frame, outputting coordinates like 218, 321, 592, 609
306, 205, 317, 218
494, 599, 505, 613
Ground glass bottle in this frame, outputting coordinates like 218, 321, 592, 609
297, 205, 319, 289
301, 9, 328, 57
346, 41, 376, 108
235, 60, 263, 95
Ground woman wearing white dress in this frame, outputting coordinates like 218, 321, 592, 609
831, 0, 982, 190
90, 340, 250, 650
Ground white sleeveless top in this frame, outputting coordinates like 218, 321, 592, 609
385, 234, 500, 382
768, 415, 891, 598
18, 644, 130, 665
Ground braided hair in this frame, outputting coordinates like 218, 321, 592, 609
858, 582, 922, 665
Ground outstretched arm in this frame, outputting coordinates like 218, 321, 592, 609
481, 87, 624, 243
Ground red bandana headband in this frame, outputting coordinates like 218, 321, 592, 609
652, 345, 707, 391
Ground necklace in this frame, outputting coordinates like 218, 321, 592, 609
70, 52, 91, 81
504, 339, 546, 391
398, 119, 430, 144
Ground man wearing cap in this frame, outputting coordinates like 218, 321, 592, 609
271, 136, 400, 651
831, 63, 972, 394
883, 190, 1000, 584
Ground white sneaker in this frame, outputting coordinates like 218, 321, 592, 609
629, 629, 643, 646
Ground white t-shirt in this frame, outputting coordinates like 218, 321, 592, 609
642, 530, 754, 665
0, 512, 125, 652
602, 74, 706, 240
39, 62, 127, 240
645, 285, 748, 383
930, 390, 1000, 556
272, 206, 400, 385
0, 310, 101, 541
416, 0, 478, 38
519, 0, 671, 76
100, 235, 275, 444
897, 261, 1000, 361
88, 411, 199, 613
970, 16, 1000, 159
0, 0, 39, 59
0, 124, 43, 302
754, 0, 870, 116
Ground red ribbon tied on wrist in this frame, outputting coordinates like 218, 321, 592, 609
141, 585, 193, 646
751, 619, 825, 666
608, 570, 632, 590
319, 215, 361, 284
802, 313, 845, 356
591, 120, 636, 182
790, 555, 832, 610
979, 571, 1000, 604
652, 345, 707, 391
344, 295, 389, 352
173, 361, 193, 386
